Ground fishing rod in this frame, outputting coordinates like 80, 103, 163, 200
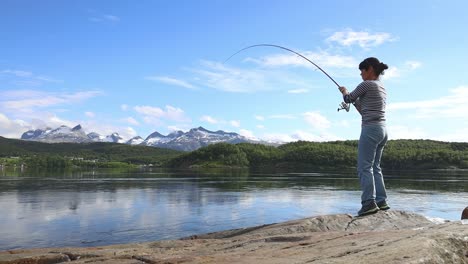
225, 44, 350, 112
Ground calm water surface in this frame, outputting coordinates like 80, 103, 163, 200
0, 168, 467, 250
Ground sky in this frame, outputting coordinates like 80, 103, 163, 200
1, 0, 468, 143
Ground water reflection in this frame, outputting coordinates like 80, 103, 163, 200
0, 168, 467, 250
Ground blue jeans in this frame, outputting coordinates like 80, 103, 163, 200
358, 124, 388, 206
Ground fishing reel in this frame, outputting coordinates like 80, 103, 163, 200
337, 102, 350, 112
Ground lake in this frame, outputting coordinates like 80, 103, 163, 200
1, 167, 467, 250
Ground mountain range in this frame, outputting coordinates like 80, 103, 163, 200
20, 125, 263, 151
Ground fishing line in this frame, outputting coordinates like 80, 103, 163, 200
224, 44, 350, 112
224, 44, 340, 88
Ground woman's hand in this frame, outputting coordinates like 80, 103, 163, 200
339, 86, 348, 95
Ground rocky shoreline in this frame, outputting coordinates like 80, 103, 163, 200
1, 210, 467, 264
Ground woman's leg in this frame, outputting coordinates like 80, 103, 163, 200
357, 126, 378, 206
373, 126, 388, 203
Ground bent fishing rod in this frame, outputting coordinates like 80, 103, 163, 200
225, 44, 350, 112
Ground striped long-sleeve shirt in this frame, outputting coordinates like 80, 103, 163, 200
343, 80, 386, 125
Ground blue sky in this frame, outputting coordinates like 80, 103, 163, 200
1, 0, 468, 142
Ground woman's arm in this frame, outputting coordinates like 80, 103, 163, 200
339, 86, 362, 114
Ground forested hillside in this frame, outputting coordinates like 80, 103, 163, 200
166, 140, 468, 170
0, 136, 181, 168
1, 136, 467, 170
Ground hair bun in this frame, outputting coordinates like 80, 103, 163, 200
359, 57, 388, 76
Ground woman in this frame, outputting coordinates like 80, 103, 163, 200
339, 57, 389, 216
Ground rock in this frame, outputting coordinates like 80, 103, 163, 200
1, 210, 467, 264
0, 252, 70, 264
462, 207, 468, 220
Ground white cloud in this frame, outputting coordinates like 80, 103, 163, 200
327, 29, 396, 48
335, 120, 351, 128
134, 106, 165, 118
164, 105, 187, 121
435, 128, 468, 142
261, 133, 296, 143
292, 131, 323, 141
303, 111, 331, 130
387, 86, 468, 119
200, 115, 218, 124
381, 67, 400, 80
385, 86, 468, 142
168, 125, 188, 132
248, 50, 357, 69
0, 113, 32, 138
1, 89, 44, 99
200, 116, 240, 128
146, 76, 197, 90
103, 15, 120, 21
254, 115, 265, 121
1, 89, 103, 113
134, 105, 191, 123
85, 112, 95, 118
41, 114, 76, 128
405, 61, 422, 70
193, 60, 322, 94
1, 69, 62, 85
230, 120, 240, 127
291, 130, 340, 142
35, 76, 62, 83
124, 117, 139, 126
187, 45, 358, 93
17, 114, 76, 134
1, 70, 33, 77
0, 98, 141, 140
68, 91, 103, 100
121, 104, 129, 111
3, 96, 62, 111
239, 129, 256, 140
382, 61, 421, 80
288, 88, 309, 94
192, 60, 270, 93
388, 125, 430, 140
140, 116, 161, 127
122, 127, 137, 139
147, 32, 398, 97
260, 130, 339, 143
89, 13, 120, 23
269, 114, 296, 120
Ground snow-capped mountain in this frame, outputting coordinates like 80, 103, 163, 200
21, 125, 91, 143
21, 128, 50, 140
126, 136, 144, 145
141, 131, 174, 146
104, 133, 125, 144
20, 125, 263, 151
141, 126, 253, 151
21, 125, 125, 144
87, 132, 103, 141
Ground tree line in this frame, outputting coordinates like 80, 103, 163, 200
166, 140, 468, 170
1, 136, 467, 170
0, 136, 180, 169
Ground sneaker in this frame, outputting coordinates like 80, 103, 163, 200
377, 201, 390, 211
358, 202, 379, 216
